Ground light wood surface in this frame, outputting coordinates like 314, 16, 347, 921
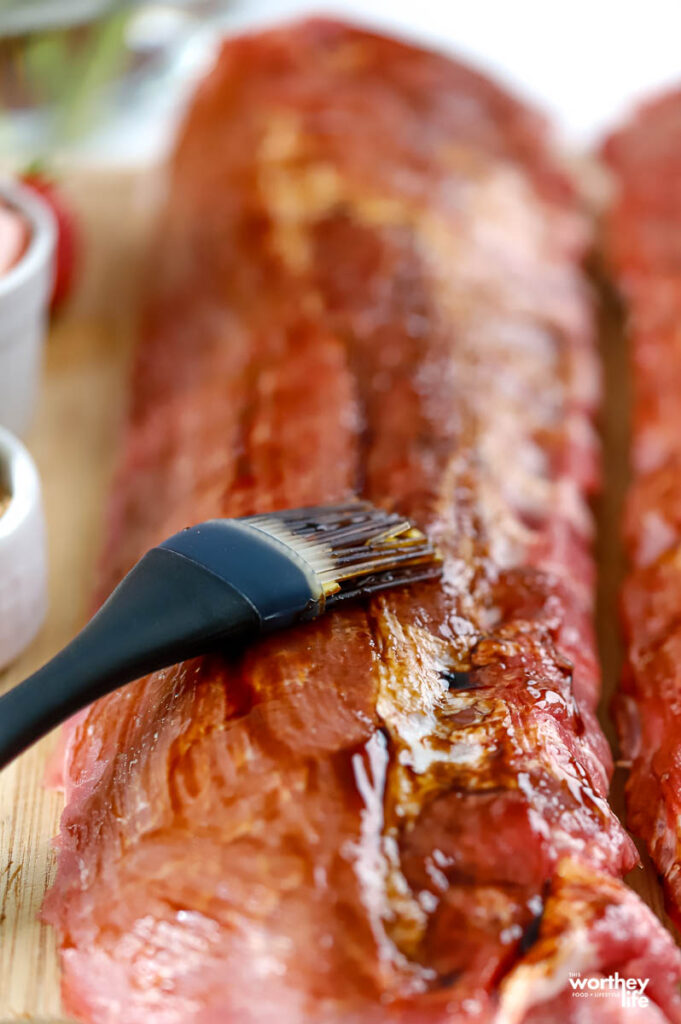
0, 172, 672, 1021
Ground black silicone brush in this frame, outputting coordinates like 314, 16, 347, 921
0, 501, 441, 768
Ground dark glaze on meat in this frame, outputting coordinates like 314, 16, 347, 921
43, 21, 681, 1024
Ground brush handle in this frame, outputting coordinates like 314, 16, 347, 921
0, 521, 320, 768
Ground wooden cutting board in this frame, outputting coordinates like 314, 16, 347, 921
0, 169, 672, 1022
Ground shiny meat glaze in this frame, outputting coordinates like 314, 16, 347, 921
605, 91, 681, 928
43, 21, 681, 1024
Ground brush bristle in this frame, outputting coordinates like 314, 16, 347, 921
243, 501, 441, 602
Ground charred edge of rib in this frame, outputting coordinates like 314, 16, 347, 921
434, 969, 461, 990
518, 900, 544, 956
439, 668, 476, 691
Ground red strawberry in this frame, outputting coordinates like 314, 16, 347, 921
21, 172, 78, 313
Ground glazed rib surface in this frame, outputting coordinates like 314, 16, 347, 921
44, 21, 681, 1023
605, 91, 681, 930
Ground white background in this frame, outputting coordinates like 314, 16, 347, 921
220, 0, 681, 144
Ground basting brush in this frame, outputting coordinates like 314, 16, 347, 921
0, 501, 441, 768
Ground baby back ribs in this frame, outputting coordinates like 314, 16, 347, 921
605, 90, 681, 930
43, 20, 681, 1024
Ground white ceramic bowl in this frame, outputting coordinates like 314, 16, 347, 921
0, 179, 56, 437
0, 426, 47, 671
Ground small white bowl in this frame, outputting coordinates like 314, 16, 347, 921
0, 426, 47, 671
0, 179, 56, 437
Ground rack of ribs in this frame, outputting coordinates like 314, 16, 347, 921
605, 90, 681, 932
42, 19, 681, 1024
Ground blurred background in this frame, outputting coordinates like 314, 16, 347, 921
2, 0, 681, 170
